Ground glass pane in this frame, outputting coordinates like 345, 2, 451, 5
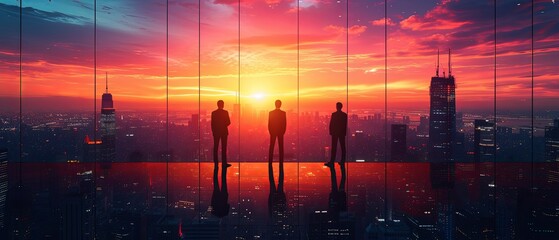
0, 5, 21, 235
18, 1, 95, 239
96, 0, 167, 237
533, 1, 559, 239
386, 1, 497, 239
299, 1, 350, 236
496, 1, 533, 239
198, 0, 240, 237
239, 0, 298, 237
167, 0, 201, 237
0, 1, 20, 165
347, 0, 385, 238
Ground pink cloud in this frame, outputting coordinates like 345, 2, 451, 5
400, 15, 469, 31
399, 1, 470, 31
324, 25, 367, 36
349, 25, 367, 35
370, 17, 395, 26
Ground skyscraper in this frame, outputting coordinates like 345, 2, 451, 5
545, 119, 559, 162
418, 115, 429, 135
82, 135, 102, 162
429, 50, 456, 162
474, 119, 495, 162
391, 124, 407, 162
62, 187, 84, 240
100, 73, 116, 163
428, 53, 456, 240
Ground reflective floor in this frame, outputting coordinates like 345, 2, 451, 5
2, 162, 559, 239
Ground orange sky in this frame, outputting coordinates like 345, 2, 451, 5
0, 0, 557, 113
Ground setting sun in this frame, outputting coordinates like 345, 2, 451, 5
251, 92, 265, 101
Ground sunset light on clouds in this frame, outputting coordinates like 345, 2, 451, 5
0, 0, 557, 112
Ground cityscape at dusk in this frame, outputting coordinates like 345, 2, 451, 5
1, 0, 558, 239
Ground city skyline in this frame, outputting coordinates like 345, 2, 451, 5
1, 1, 558, 112
1, 1, 558, 238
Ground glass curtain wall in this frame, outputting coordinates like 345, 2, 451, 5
2, 0, 559, 239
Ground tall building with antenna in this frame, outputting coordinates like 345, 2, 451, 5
429, 49, 456, 162
100, 73, 116, 163
428, 51, 457, 240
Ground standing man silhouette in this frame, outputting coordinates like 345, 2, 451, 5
211, 100, 231, 168
268, 100, 286, 192
325, 102, 348, 167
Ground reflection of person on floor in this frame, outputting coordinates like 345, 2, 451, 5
325, 102, 348, 167
211, 100, 231, 168
327, 161, 347, 217
268, 163, 287, 216
211, 164, 230, 218
268, 99, 286, 193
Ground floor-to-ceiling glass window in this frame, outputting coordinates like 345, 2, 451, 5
495, 1, 533, 239
529, 1, 559, 239
199, 0, 241, 238
3, 1, 559, 239
346, 0, 387, 238
298, 0, 351, 238
167, 0, 202, 237
18, 1, 96, 238
238, 0, 298, 237
96, 0, 167, 238
385, 1, 498, 238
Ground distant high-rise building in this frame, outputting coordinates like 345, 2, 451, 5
545, 119, 559, 162
82, 135, 102, 162
189, 114, 200, 134
0, 148, 7, 230
100, 73, 116, 163
403, 115, 411, 125
474, 120, 495, 162
429, 50, 456, 162
418, 115, 429, 135
456, 112, 464, 130
391, 124, 407, 162
62, 187, 84, 240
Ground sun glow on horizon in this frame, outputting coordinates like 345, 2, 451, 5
251, 92, 265, 101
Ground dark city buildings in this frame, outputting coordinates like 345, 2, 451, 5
0, 148, 6, 232
83, 135, 102, 163
474, 120, 495, 162
391, 124, 407, 162
429, 50, 456, 163
545, 119, 559, 162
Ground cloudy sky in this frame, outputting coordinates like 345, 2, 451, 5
0, 0, 557, 112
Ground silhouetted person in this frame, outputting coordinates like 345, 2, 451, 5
211, 100, 231, 168
268, 99, 286, 192
211, 164, 230, 218
325, 102, 348, 167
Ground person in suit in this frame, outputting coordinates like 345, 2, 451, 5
325, 102, 347, 167
268, 100, 286, 191
211, 100, 231, 168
